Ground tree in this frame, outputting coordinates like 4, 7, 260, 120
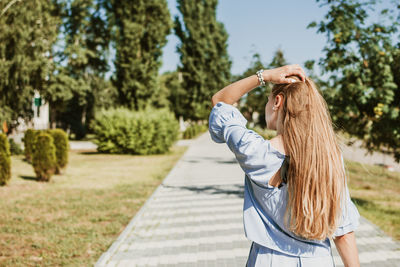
309, 0, 400, 161
0, 0, 60, 130
236, 50, 288, 128
48, 0, 113, 139
175, 0, 231, 120
159, 71, 187, 119
107, 0, 172, 110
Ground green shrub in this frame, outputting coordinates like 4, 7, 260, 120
249, 127, 277, 140
92, 108, 179, 155
23, 129, 39, 161
47, 129, 69, 174
0, 134, 11, 186
8, 138, 23, 155
32, 133, 56, 182
182, 124, 207, 139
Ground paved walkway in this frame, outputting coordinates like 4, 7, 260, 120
96, 133, 400, 267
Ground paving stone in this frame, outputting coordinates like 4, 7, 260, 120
96, 133, 400, 267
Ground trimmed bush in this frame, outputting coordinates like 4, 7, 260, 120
9, 138, 23, 155
92, 108, 179, 155
47, 129, 69, 174
0, 133, 11, 186
23, 129, 39, 161
32, 133, 56, 182
182, 124, 207, 139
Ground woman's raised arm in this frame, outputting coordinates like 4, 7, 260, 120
211, 64, 306, 107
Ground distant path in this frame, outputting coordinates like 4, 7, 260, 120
341, 140, 400, 172
95, 132, 400, 267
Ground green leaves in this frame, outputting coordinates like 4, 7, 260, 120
0, 0, 59, 125
175, 0, 231, 121
110, 0, 172, 111
313, 0, 400, 161
92, 108, 179, 155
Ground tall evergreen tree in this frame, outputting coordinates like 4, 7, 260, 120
309, 0, 400, 161
0, 0, 60, 129
48, 0, 112, 138
175, 0, 231, 120
107, 0, 172, 110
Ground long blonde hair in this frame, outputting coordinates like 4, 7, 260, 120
272, 77, 345, 240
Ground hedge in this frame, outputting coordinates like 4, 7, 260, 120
182, 124, 208, 139
92, 108, 179, 155
47, 129, 69, 174
0, 133, 11, 185
32, 133, 56, 182
9, 138, 23, 155
23, 129, 39, 162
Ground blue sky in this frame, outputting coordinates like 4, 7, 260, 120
160, 0, 394, 76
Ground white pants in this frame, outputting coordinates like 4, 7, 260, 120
246, 242, 335, 267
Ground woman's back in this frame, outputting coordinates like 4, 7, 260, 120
209, 102, 360, 257
209, 64, 361, 266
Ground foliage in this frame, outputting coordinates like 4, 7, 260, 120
175, 0, 231, 120
48, 0, 114, 139
182, 124, 208, 139
92, 108, 179, 155
8, 138, 23, 156
0, 0, 60, 130
0, 134, 11, 186
47, 129, 69, 174
236, 50, 287, 128
309, 0, 400, 161
107, 0, 172, 110
249, 127, 277, 140
23, 129, 40, 162
159, 71, 187, 119
32, 133, 57, 181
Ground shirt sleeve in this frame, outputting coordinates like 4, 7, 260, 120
333, 184, 360, 237
208, 102, 284, 185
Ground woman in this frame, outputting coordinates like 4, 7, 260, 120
208, 65, 360, 267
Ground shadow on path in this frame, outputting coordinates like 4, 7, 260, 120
162, 184, 244, 198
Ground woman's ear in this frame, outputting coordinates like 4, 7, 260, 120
274, 94, 284, 110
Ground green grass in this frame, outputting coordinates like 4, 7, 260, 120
345, 159, 400, 241
0, 146, 187, 266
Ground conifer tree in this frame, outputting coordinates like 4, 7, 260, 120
108, 0, 172, 110
175, 0, 231, 120
0, 0, 60, 128
48, 0, 112, 138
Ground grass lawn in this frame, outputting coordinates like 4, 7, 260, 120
345, 160, 400, 241
0, 145, 187, 266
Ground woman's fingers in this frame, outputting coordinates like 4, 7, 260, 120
286, 64, 306, 82
263, 64, 307, 84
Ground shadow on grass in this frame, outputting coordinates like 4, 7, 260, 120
351, 197, 372, 207
78, 151, 100, 155
19, 175, 38, 181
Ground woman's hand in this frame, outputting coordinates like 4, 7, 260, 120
263, 64, 306, 84
211, 64, 306, 107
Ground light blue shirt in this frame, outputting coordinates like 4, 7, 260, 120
209, 102, 360, 257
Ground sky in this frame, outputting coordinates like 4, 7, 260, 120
160, 0, 395, 76
160, 0, 330, 75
